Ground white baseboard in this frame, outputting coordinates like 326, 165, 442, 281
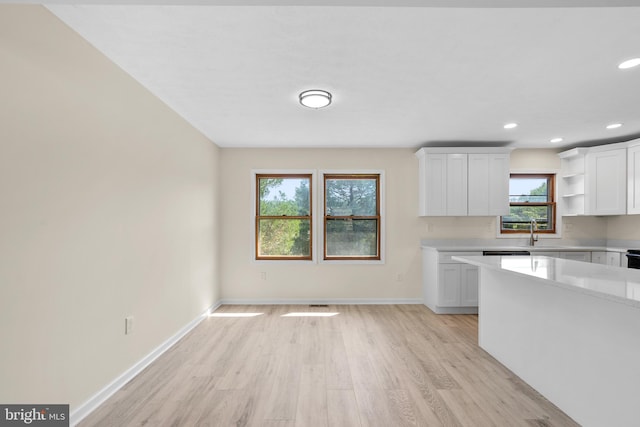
70, 301, 222, 426
219, 298, 423, 305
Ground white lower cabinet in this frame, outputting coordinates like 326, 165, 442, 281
422, 249, 480, 314
423, 248, 626, 315
591, 251, 622, 267
558, 251, 591, 263
438, 264, 462, 307
460, 264, 480, 306
607, 252, 621, 266
591, 252, 606, 265
438, 263, 479, 307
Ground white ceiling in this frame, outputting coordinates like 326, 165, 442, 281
42, 1, 640, 149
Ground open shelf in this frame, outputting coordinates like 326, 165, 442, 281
562, 173, 585, 179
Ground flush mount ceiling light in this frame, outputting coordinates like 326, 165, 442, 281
299, 89, 332, 109
618, 58, 640, 69
606, 123, 623, 129
550, 137, 563, 143
503, 122, 518, 129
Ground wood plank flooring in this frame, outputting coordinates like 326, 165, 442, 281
79, 305, 579, 427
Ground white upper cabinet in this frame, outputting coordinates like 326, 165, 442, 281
468, 153, 510, 216
415, 148, 511, 217
420, 153, 447, 216
586, 147, 627, 215
628, 141, 640, 215
559, 140, 640, 217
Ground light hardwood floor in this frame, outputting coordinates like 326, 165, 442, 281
80, 305, 578, 427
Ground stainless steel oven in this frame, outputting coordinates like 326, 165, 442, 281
626, 250, 640, 269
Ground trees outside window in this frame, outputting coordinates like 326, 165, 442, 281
324, 174, 381, 260
501, 174, 556, 234
256, 174, 311, 260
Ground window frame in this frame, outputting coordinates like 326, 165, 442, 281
321, 171, 384, 263
254, 172, 313, 261
500, 173, 557, 235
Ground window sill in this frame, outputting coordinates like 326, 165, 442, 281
253, 259, 317, 264
320, 259, 385, 265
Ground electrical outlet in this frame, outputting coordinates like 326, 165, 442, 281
396, 273, 404, 282
125, 316, 134, 335
260, 272, 267, 281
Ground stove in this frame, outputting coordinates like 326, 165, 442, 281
626, 250, 640, 269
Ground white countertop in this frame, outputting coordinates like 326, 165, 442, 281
419, 238, 635, 253
453, 255, 640, 309
421, 243, 629, 253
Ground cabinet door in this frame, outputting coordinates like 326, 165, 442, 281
446, 154, 468, 216
468, 153, 510, 216
628, 144, 640, 214
424, 154, 447, 216
559, 252, 591, 262
459, 264, 479, 306
586, 148, 627, 215
468, 154, 490, 216
606, 252, 621, 267
488, 154, 510, 216
591, 251, 607, 265
438, 264, 461, 307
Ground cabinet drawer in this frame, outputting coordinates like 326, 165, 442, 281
439, 252, 482, 263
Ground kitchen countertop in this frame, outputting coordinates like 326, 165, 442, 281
453, 255, 640, 308
420, 239, 630, 253
423, 245, 629, 252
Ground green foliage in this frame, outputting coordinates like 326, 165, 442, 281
257, 176, 379, 257
291, 180, 311, 255
258, 177, 310, 256
504, 181, 552, 231
326, 219, 378, 256
326, 178, 376, 216
259, 218, 309, 256
325, 178, 378, 256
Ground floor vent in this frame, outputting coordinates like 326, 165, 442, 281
309, 304, 329, 307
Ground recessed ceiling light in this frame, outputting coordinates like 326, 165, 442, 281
299, 89, 332, 109
606, 123, 623, 129
618, 58, 640, 69
550, 137, 563, 143
503, 123, 518, 129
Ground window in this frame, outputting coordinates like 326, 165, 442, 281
324, 174, 381, 260
501, 174, 556, 234
255, 174, 312, 260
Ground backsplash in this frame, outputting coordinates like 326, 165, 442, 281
606, 215, 640, 241
418, 215, 607, 240
418, 215, 640, 248
420, 216, 497, 239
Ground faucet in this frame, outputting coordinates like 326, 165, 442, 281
529, 218, 538, 246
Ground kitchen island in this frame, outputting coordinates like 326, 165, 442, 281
453, 255, 640, 427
